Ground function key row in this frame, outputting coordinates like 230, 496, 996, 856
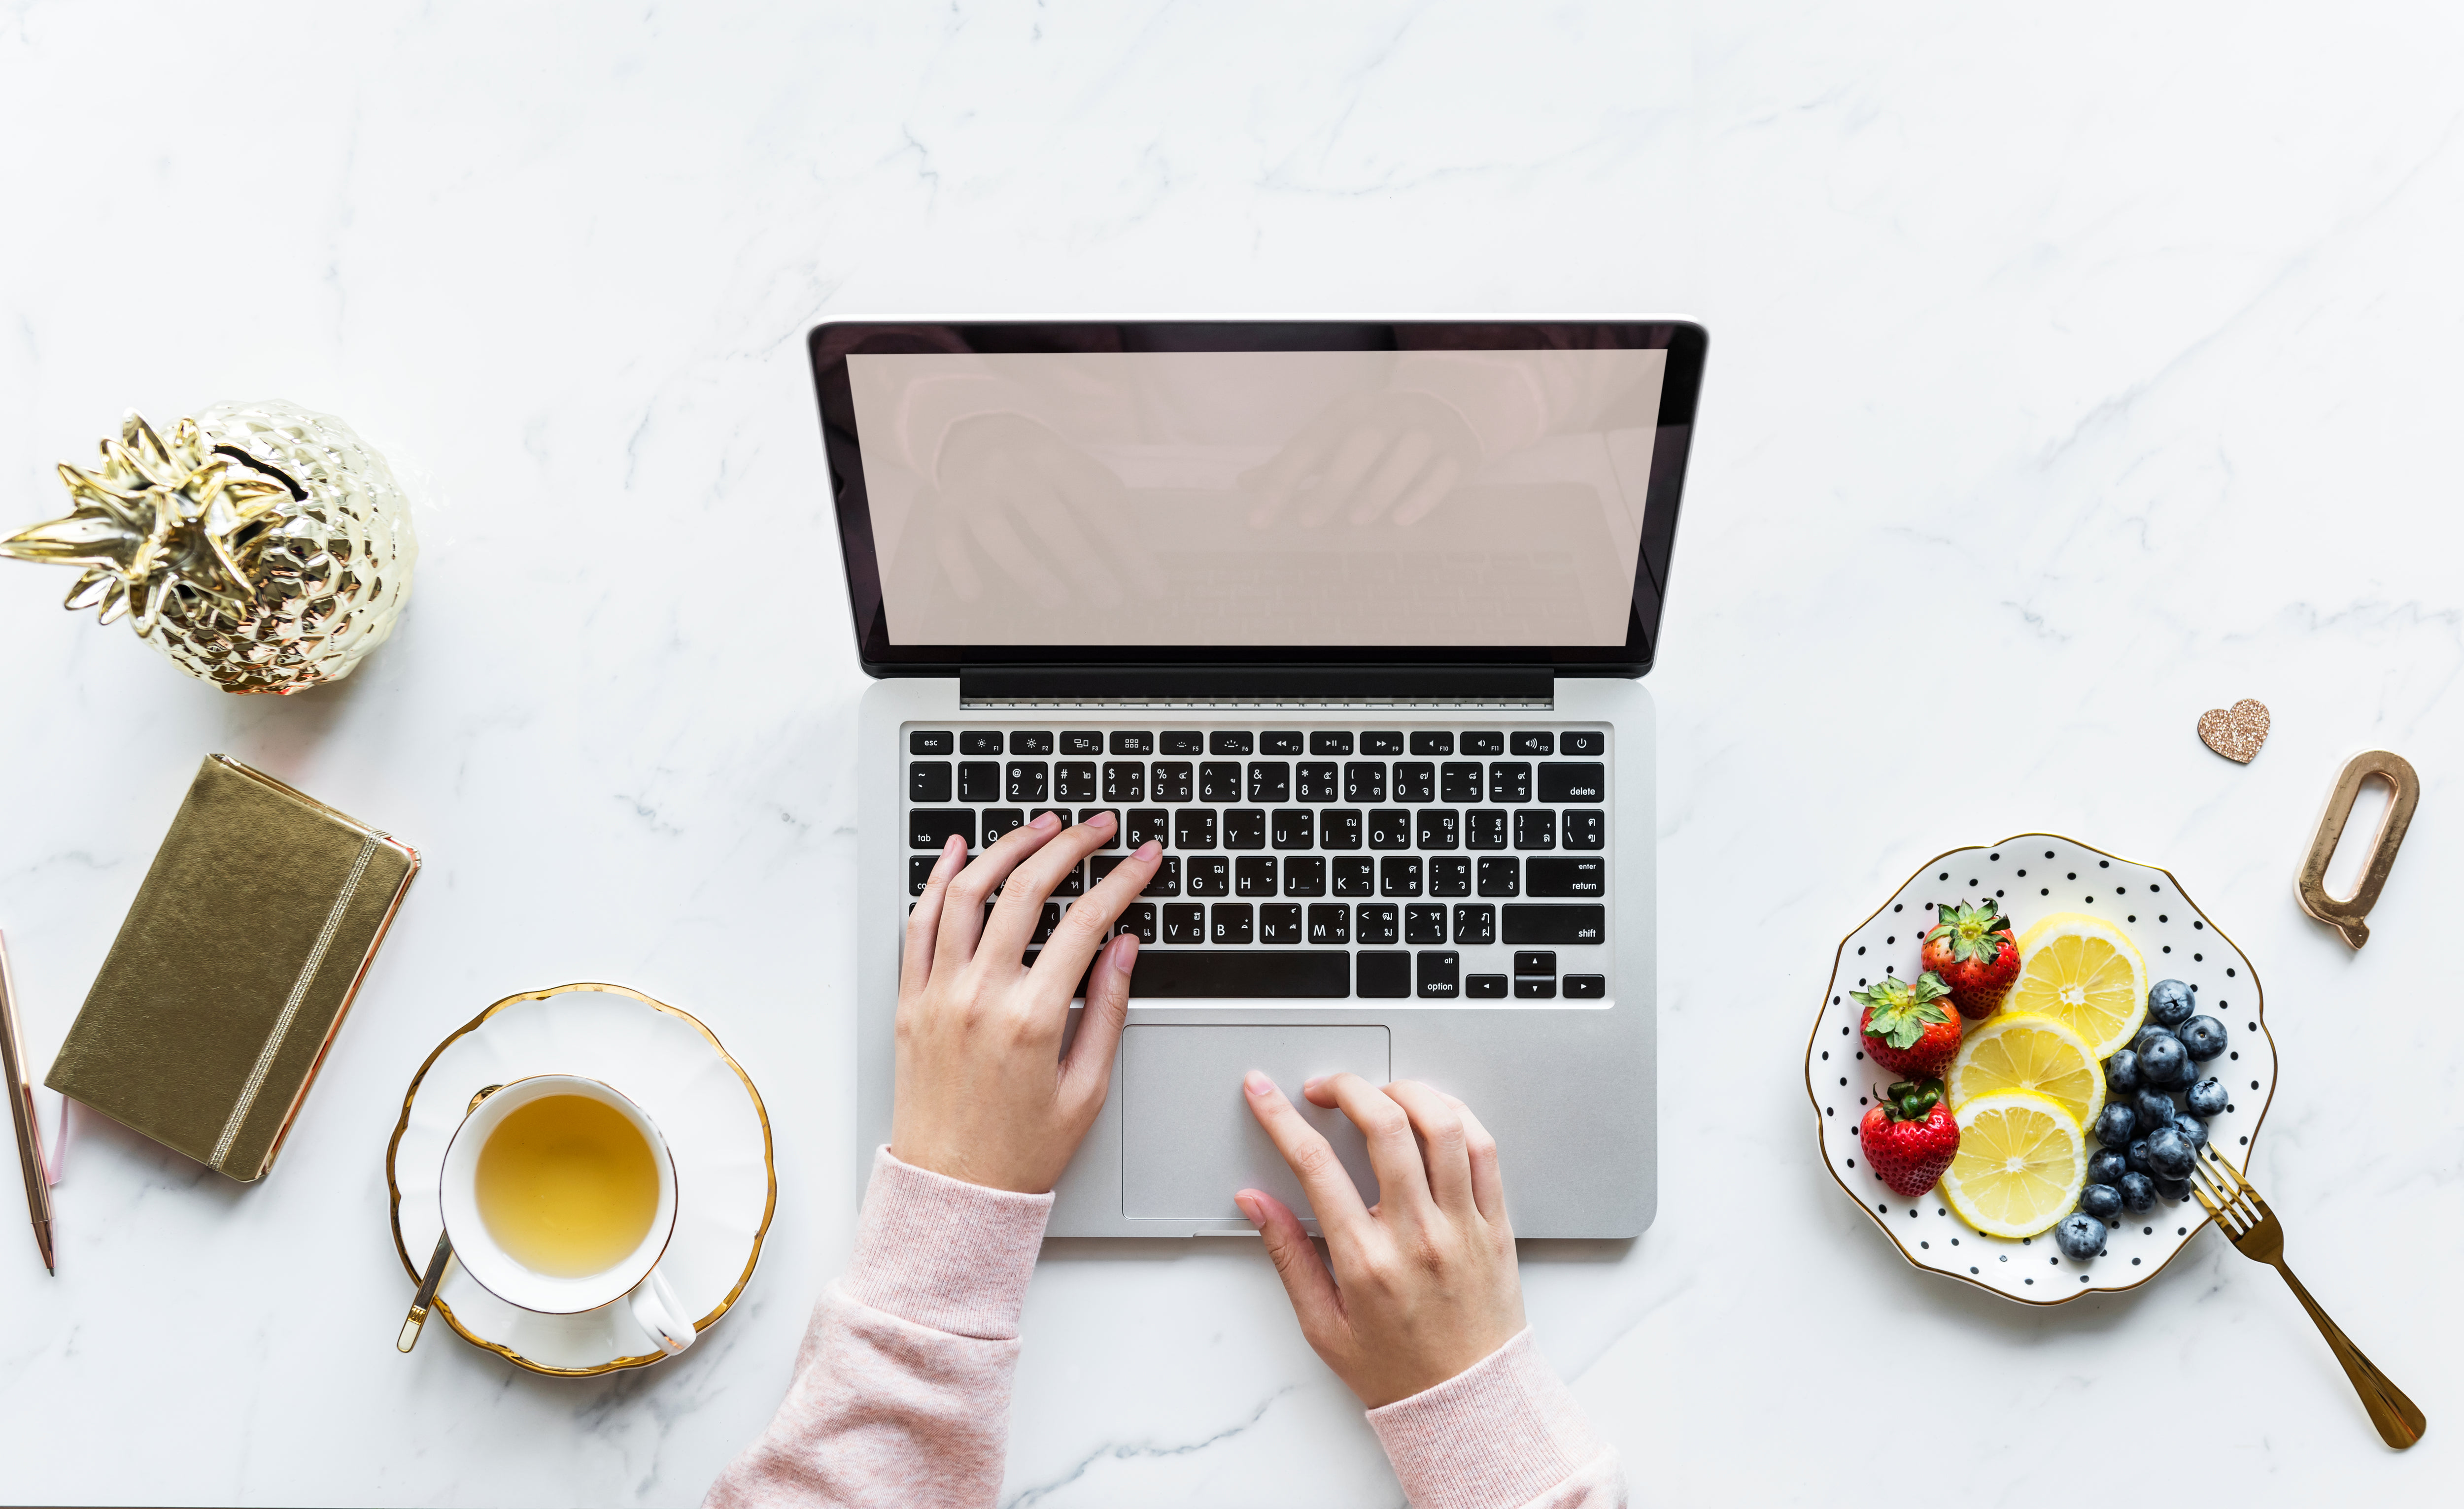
912, 729, 1606, 758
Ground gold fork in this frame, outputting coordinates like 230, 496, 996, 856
2188, 1141, 2425, 1449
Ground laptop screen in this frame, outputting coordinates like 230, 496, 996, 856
812, 322, 1705, 675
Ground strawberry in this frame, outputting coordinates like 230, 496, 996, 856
1858, 1078, 1960, 1197
1850, 972, 1963, 1077
1921, 899, 2020, 1020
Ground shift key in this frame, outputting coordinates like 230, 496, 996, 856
909, 808, 976, 850
1502, 903, 1605, 944
1525, 856, 1605, 897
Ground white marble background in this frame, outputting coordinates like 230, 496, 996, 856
3, 1, 2461, 1503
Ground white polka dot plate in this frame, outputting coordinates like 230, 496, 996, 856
1805, 835, 2278, 1305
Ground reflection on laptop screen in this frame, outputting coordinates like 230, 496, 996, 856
847, 348, 1667, 647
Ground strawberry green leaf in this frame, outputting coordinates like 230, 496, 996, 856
1852, 973, 1956, 1048
1925, 899, 2014, 964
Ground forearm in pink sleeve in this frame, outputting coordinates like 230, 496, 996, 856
1367, 1329, 1626, 1509
704, 1148, 1053, 1509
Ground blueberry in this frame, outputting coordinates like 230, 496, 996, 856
2089, 1148, 2129, 1185
2080, 1183, 2123, 1221
2179, 1015, 2228, 1061
2146, 1126, 2194, 1180
2133, 1024, 2180, 1056
2135, 1088, 2179, 1128
2171, 1113, 2208, 1150
2104, 1049, 2142, 1095
2054, 1211, 2107, 1260
2147, 978, 2196, 1026
2139, 1035, 2190, 1087
2127, 1138, 2155, 1176
2186, 1077, 2229, 1118
2092, 1104, 2136, 1148
2156, 1176, 2193, 1204
2120, 1172, 2157, 1212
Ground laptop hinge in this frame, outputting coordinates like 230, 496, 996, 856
958, 665, 1553, 708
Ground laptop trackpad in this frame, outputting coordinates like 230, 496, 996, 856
1122, 1024, 1390, 1220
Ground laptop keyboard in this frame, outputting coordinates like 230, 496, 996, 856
905, 723, 1613, 1003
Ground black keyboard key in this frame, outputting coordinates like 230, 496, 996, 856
1362, 731, 1405, 755
1187, 856, 1231, 896
1055, 762, 1098, 802
1235, 856, 1277, 896
1392, 762, 1435, 803
1515, 951, 1558, 976
1006, 762, 1049, 802
1247, 762, 1291, 802
1151, 762, 1194, 802
1174, 809, 1217, 849
983, 808, 1026, 844
1332, 856, 1375, 896
909, 762, 952, 802
958, 761, 1001, 802
1410, 731, 1454, 755
1141, 856, 1182, 897
1564, 973, 1607, 999
1162, 731, 1205, 755
1052, 863, 1085, 898
1061, 731, 1104, 755
1380, 856, 1423, 897
1511, 731, 1554, 756
1102, 763, 1145, 803
1270, 809, 1314, 850
1260, 731, 1304, 755
1489, 763, 1532, 803
1429, 857, 1470, 897
1561, 731, 1606, 756
1110, 731, 1154, 755
1369, 809, 1412, 849
1440, 763, 1483, 803
1462, 732, 1505, 756
1416, 809, 1460, 850
1357, 950, 1410, 998
1010, 731, 1054, 755
1453, 904, 1496, 945
1310, 731, 1355, 755
1225, 809, 1266, 849
1405, 904, 1448, 944
1468, 973, 1508, 999
1283, 855, 1326, 896
1344, 762, 1387, 803
1417, 951, 1460, 999
1201, 762, 1243, 802
1115, 902, 1159, 943
1515, 977, 1558, 999
1321, 809, 1364, 850
1210, 731, 1254, 755
910, 809, 975, 849
1539, 763, 1606, 803
1126, 809, 1170, 849
1162, 903, 1204, 943
1357, 905, 1400, 945
1259, 903, 1302, 942
1502, 904, 1605, 944
1527, 856, 1606, 897
911, 730, 954, 754
960, 731, 1003, 755
1467, 809, 1507, 850
1478, 856, 1521, 897
1306, 903, 1350, 944
909, 855, 940, 895
1514, 810, 1556, 850
1296, 762, 1338, 802
1211, 903, 1254, 944
1563, 811, 1605, 850
1031, 902, 1062, 945
1078, 809, 1119, 848
1046, 949, 1344, 998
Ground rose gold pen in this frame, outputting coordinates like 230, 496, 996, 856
0, 931, 55, 1274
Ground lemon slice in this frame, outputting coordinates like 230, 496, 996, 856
1948, 1014, 2105, 1129
2007, 912, 2148, 1058
1940, 1090, 2088, 1239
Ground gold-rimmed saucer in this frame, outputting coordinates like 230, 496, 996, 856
386, 982, 776, 1375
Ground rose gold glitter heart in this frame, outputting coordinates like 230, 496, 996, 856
2196, 698, 2271, 764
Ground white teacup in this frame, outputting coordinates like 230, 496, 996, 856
439, 1074, 697, 1357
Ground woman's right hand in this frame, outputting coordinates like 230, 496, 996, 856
1235, 1073, 1527, 1409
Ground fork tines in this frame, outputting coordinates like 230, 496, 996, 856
2188, 1142, 2262, 1235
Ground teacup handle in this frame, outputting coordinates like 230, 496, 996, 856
628, 1268, 696, 1357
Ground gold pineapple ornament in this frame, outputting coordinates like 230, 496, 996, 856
2, 401, 416, 694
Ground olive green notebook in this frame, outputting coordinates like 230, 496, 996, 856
45, 755, 419, 1182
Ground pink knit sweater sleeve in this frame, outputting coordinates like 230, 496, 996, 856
1369, 1328, 1626, 1508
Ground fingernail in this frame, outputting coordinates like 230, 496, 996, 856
1234, 1193, 1260, 1223
1088, 809, 1116, 829
1030, 810, 1062, 831
1136, 839, 1161, 859
1301, 1075, 1325, 1092
1244, 1070, 1273, 1097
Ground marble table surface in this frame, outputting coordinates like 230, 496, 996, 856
4, 3, 2461, 1504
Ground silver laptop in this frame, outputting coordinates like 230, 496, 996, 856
813, 319, 1705, 1238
